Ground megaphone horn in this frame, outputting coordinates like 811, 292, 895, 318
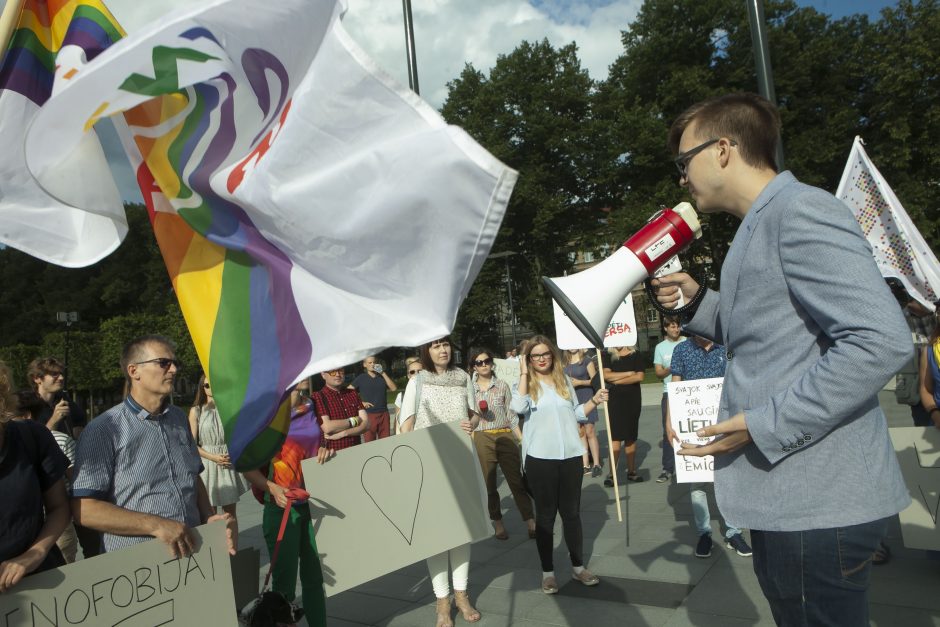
543, 202, 702, 347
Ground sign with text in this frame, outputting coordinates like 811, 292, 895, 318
0, 522, 236, 627
493, 358, 520, 387
667, 377, 723, 483
553, 295, 637, 350
889, 427, 940, 551
301, 420, 490, 596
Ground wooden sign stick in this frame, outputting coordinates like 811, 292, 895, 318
0, 0, 26, 62
597, 350, 623, 523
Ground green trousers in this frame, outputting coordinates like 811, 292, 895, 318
262, 502, 327, 627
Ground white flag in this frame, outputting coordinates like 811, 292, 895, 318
836, 136, 939, 311
20, 0, 517, 466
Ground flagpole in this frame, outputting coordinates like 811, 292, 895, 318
745, 0, 785, 170
401, 0, 420, 94
0, 0, 26, 62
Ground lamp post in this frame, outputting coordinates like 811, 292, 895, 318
489, 252, 517, 350
55, 311, 79, 389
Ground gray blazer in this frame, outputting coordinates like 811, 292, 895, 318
686, 171, 912, 531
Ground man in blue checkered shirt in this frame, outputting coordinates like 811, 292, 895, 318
665, 335, 752, 559
71, 335, 235, 557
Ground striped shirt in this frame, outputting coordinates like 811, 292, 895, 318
472, 375, 517, 431
311, 386, 364, 450
71, 397, 203, 552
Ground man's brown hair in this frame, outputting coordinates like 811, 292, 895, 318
26, 357, 64, 391
668, 92, 781, 172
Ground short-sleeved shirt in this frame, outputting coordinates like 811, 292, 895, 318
0, 420, 68, 567
71, 397, 203, 552
653, 338, 685, 393
311, 386, 364, 450
351, 372, 389, 412
35, 396, 87, 436
670, 339, 727, 381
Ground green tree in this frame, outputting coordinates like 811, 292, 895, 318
441, 40, 601, 338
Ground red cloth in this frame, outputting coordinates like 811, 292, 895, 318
311, 386, 364, 450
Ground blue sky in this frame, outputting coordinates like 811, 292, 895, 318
795, 0, 899, 19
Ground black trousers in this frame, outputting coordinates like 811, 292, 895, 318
525, 455, 584, 572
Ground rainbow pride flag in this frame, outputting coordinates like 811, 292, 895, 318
0, 0, 126, 266
23, 0, 516, 471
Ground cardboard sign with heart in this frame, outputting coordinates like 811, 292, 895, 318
361, 446, 423, 545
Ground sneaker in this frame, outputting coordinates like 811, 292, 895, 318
656, 470, 672, 483
571, 569, 600, 586
591, 465, 602, 478
626, 472, 644, 482
725, 534, 753, 557
583, 466, 592, 475
695, 533, 713, 558
603, 476, 614, 488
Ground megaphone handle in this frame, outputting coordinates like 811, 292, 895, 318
644, 274, 707, 319
595, 351, 623, 524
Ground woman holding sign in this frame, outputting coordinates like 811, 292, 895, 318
400, 337, 482, 627
511, 336, 608, 595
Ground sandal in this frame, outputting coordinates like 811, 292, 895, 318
873, 541, 891, 566
583, 466, 592, 475
435, 596, 453, 627
454, 590, 481, 623
627, 472, 644, 482
541, 576, 558, 594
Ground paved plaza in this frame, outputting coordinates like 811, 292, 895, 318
235, 387, 940, 626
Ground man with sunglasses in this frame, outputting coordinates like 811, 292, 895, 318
313, 367, 369, 450
71, 335, 235, 558
652, 93, 911, 625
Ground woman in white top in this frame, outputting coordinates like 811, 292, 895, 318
510, 335, 608, 595
393, 356, 423, 431
400, 337, 481, 627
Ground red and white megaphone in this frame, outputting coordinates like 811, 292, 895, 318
543, 203, 702, 347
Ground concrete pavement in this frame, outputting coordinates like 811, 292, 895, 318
233, 386, 940, 626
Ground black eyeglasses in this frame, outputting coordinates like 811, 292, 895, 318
408, 369, 421, 375
529, 352, 552, 361
473, 358, 493, 367
135, 358, 182, 371
674, 138, 736, 178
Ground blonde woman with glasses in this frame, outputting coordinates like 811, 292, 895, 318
393, 356, 423, 432
511, 335, 608, 595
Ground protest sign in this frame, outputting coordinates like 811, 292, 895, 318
493, 358, 520, 387
553, 295, 637, 350
667, 377, 723, 483
0, 521, 235, 627
889, 427, 940, 551
301, 420, 489, 596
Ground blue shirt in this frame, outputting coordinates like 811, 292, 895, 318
72, 397, 203, 552
670, 339, 727, 381
653, 337, 685, 392
510, 376, 586, 465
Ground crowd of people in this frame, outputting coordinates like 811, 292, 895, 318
2, 93, 940, 627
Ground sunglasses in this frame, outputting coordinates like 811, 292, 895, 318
408, 369, 421, 375
135, 357, 182, 371
473, 358, 494, 367
324, 369, 345, 376
203, 382, 211, 389
44, 371, 64, 379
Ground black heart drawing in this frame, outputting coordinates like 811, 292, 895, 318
361, 445, 424, 545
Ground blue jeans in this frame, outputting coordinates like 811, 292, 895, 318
690, 484, 741, 538
661, 394, 675, 473
751, 517, 888, 626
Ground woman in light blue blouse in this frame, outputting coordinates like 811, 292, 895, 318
511, 335, 608, 595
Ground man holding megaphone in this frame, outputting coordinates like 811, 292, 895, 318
650, 93, 911, 626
